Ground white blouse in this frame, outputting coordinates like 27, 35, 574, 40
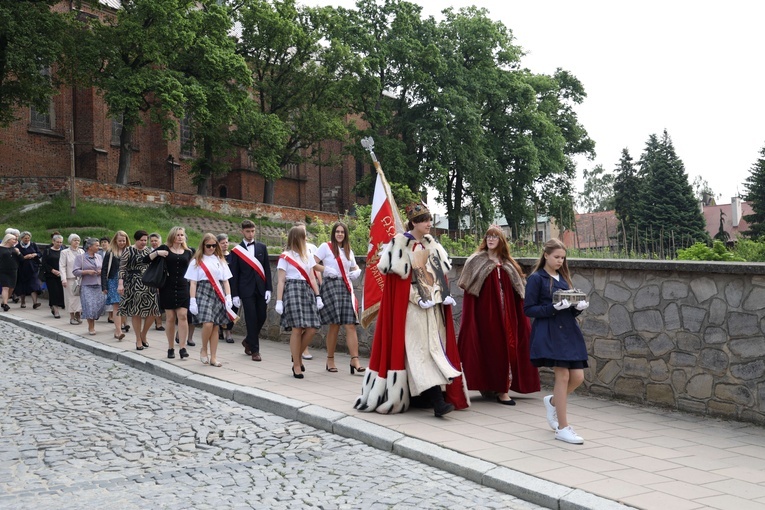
277, 250, 316, 280
184, 255, 232, 282
314, 243, 355, 278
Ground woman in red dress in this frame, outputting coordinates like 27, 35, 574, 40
457, 226, 540, 405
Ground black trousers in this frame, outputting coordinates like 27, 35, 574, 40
241, 295, 267, 353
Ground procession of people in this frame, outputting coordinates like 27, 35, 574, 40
2, 207, 590, 444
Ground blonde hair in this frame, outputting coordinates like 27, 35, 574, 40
532, 238, 573, 288
2, 233, 17, 245
286, 225, 307, 261
167, 226, 188, 250
109, 231, 129, 254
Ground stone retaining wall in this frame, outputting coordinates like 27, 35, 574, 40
261, 256, 765, 424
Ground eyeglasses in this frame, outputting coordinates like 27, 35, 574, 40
204, 244, 217, 249
486, 235, 500, 240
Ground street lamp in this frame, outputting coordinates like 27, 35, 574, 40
166, 154, 175, 191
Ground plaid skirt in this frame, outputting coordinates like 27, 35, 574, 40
319, 277, 358, 325
281, 279, 320, 331
192, 280, 230, 327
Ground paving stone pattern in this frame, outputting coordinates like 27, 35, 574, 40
0, 323, 541, 510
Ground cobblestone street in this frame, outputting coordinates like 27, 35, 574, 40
0, 323, 541, 510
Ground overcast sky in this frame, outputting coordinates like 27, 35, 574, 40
306, 0, 765, 207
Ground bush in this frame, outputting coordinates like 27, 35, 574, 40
731, 238, 765, 262
677, 240, 745, 261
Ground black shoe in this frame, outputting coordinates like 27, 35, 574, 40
167, 349, 175, 359
175, 336, 179, 344
1, 304, 9, 312
155, 325, 165, 331
497, 396, 516, 406
179, 348, 189, 359
226, 337, 234, 343
122, 324, 130, 333
292, 367, 304, 379
426, 386, 454, 417
10, 296, 19, 304
187, 339, 195, 347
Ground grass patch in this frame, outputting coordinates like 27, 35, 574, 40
0, 196, 290, 248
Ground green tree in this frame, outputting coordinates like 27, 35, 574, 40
235, 0, 355, 203
743, 144, 765, 239
171, 1, 252, 195
81, 0, 233, 185
578, 164, 614, 213
634, 130, 709, 256
0, 0, 73, 127
613, 148, 641, 250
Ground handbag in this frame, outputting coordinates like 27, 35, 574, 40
142, 255, 167, 288
72, 278, 81, 296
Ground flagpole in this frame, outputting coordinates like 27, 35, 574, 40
361, 136, 404, 232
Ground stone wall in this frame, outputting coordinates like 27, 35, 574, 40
260, 256, 765, 424
0, 177, 340, 225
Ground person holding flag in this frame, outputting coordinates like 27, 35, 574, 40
185, 233, 236, 367
313, 221, 365, 375
355, 201, 469, 417
230, 220, 272, 362
275, 225, 324, 379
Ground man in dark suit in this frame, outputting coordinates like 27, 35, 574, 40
230, 220, 272, 361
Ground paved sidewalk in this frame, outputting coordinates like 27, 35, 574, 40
4, 306, 765, 510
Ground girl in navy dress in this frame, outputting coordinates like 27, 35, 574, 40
524, 238, 589, 444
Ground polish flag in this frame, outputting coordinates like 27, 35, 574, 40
361, 172, 403, 328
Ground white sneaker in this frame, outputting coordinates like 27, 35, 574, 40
555, 426, 584, 444
543, 395, 558, 430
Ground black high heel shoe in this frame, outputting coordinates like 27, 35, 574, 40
350, 356, 366, 376
292, 367, 304, 379
291, 357, 305, 372
325, 356, 338, 373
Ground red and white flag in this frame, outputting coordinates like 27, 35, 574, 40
361, 172, 403, 328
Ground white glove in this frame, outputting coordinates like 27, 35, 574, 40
225, 294, 233, 309
232, 296, 241, 308
576, 300, 589, 311
189, 298, 198, 315
553, 299, 570, 311
442, 296, 456, 306
349, 268, 362, 280
275, 300, 284, 315
418, 299, 435, 309
316, 296, 324, 310
264, 290, 271, 303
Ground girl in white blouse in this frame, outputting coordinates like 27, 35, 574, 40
275, 225, 323, 379
185, 233, 233, 367
313, 221, 366, 375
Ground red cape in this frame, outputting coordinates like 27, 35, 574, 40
458, 269, 540, 394
366, 272, 469, 410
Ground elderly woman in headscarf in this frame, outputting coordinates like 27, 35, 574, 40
15, 231, 42, 309
41, 233, 65, 318
73, 238, 106, 335
60, 233, 84, 325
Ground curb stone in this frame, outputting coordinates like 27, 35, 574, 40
2, 314, 635, 510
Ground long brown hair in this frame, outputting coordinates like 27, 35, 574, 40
475, 226, 523, 277
329, 221, 351, 259
286, 225, 307, 261
532, 238, 573, 288
193, 233, 224, 265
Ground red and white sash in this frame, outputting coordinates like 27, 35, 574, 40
198, 259, 238, 322
329, 242, 358, 316
232, 244, 266, 282
279, 253, 318, 294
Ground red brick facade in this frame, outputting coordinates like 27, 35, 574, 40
0, 2, 371, 215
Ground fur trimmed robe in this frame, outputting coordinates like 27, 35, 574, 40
457, 251, 540, 394
354, 233, 469, 414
